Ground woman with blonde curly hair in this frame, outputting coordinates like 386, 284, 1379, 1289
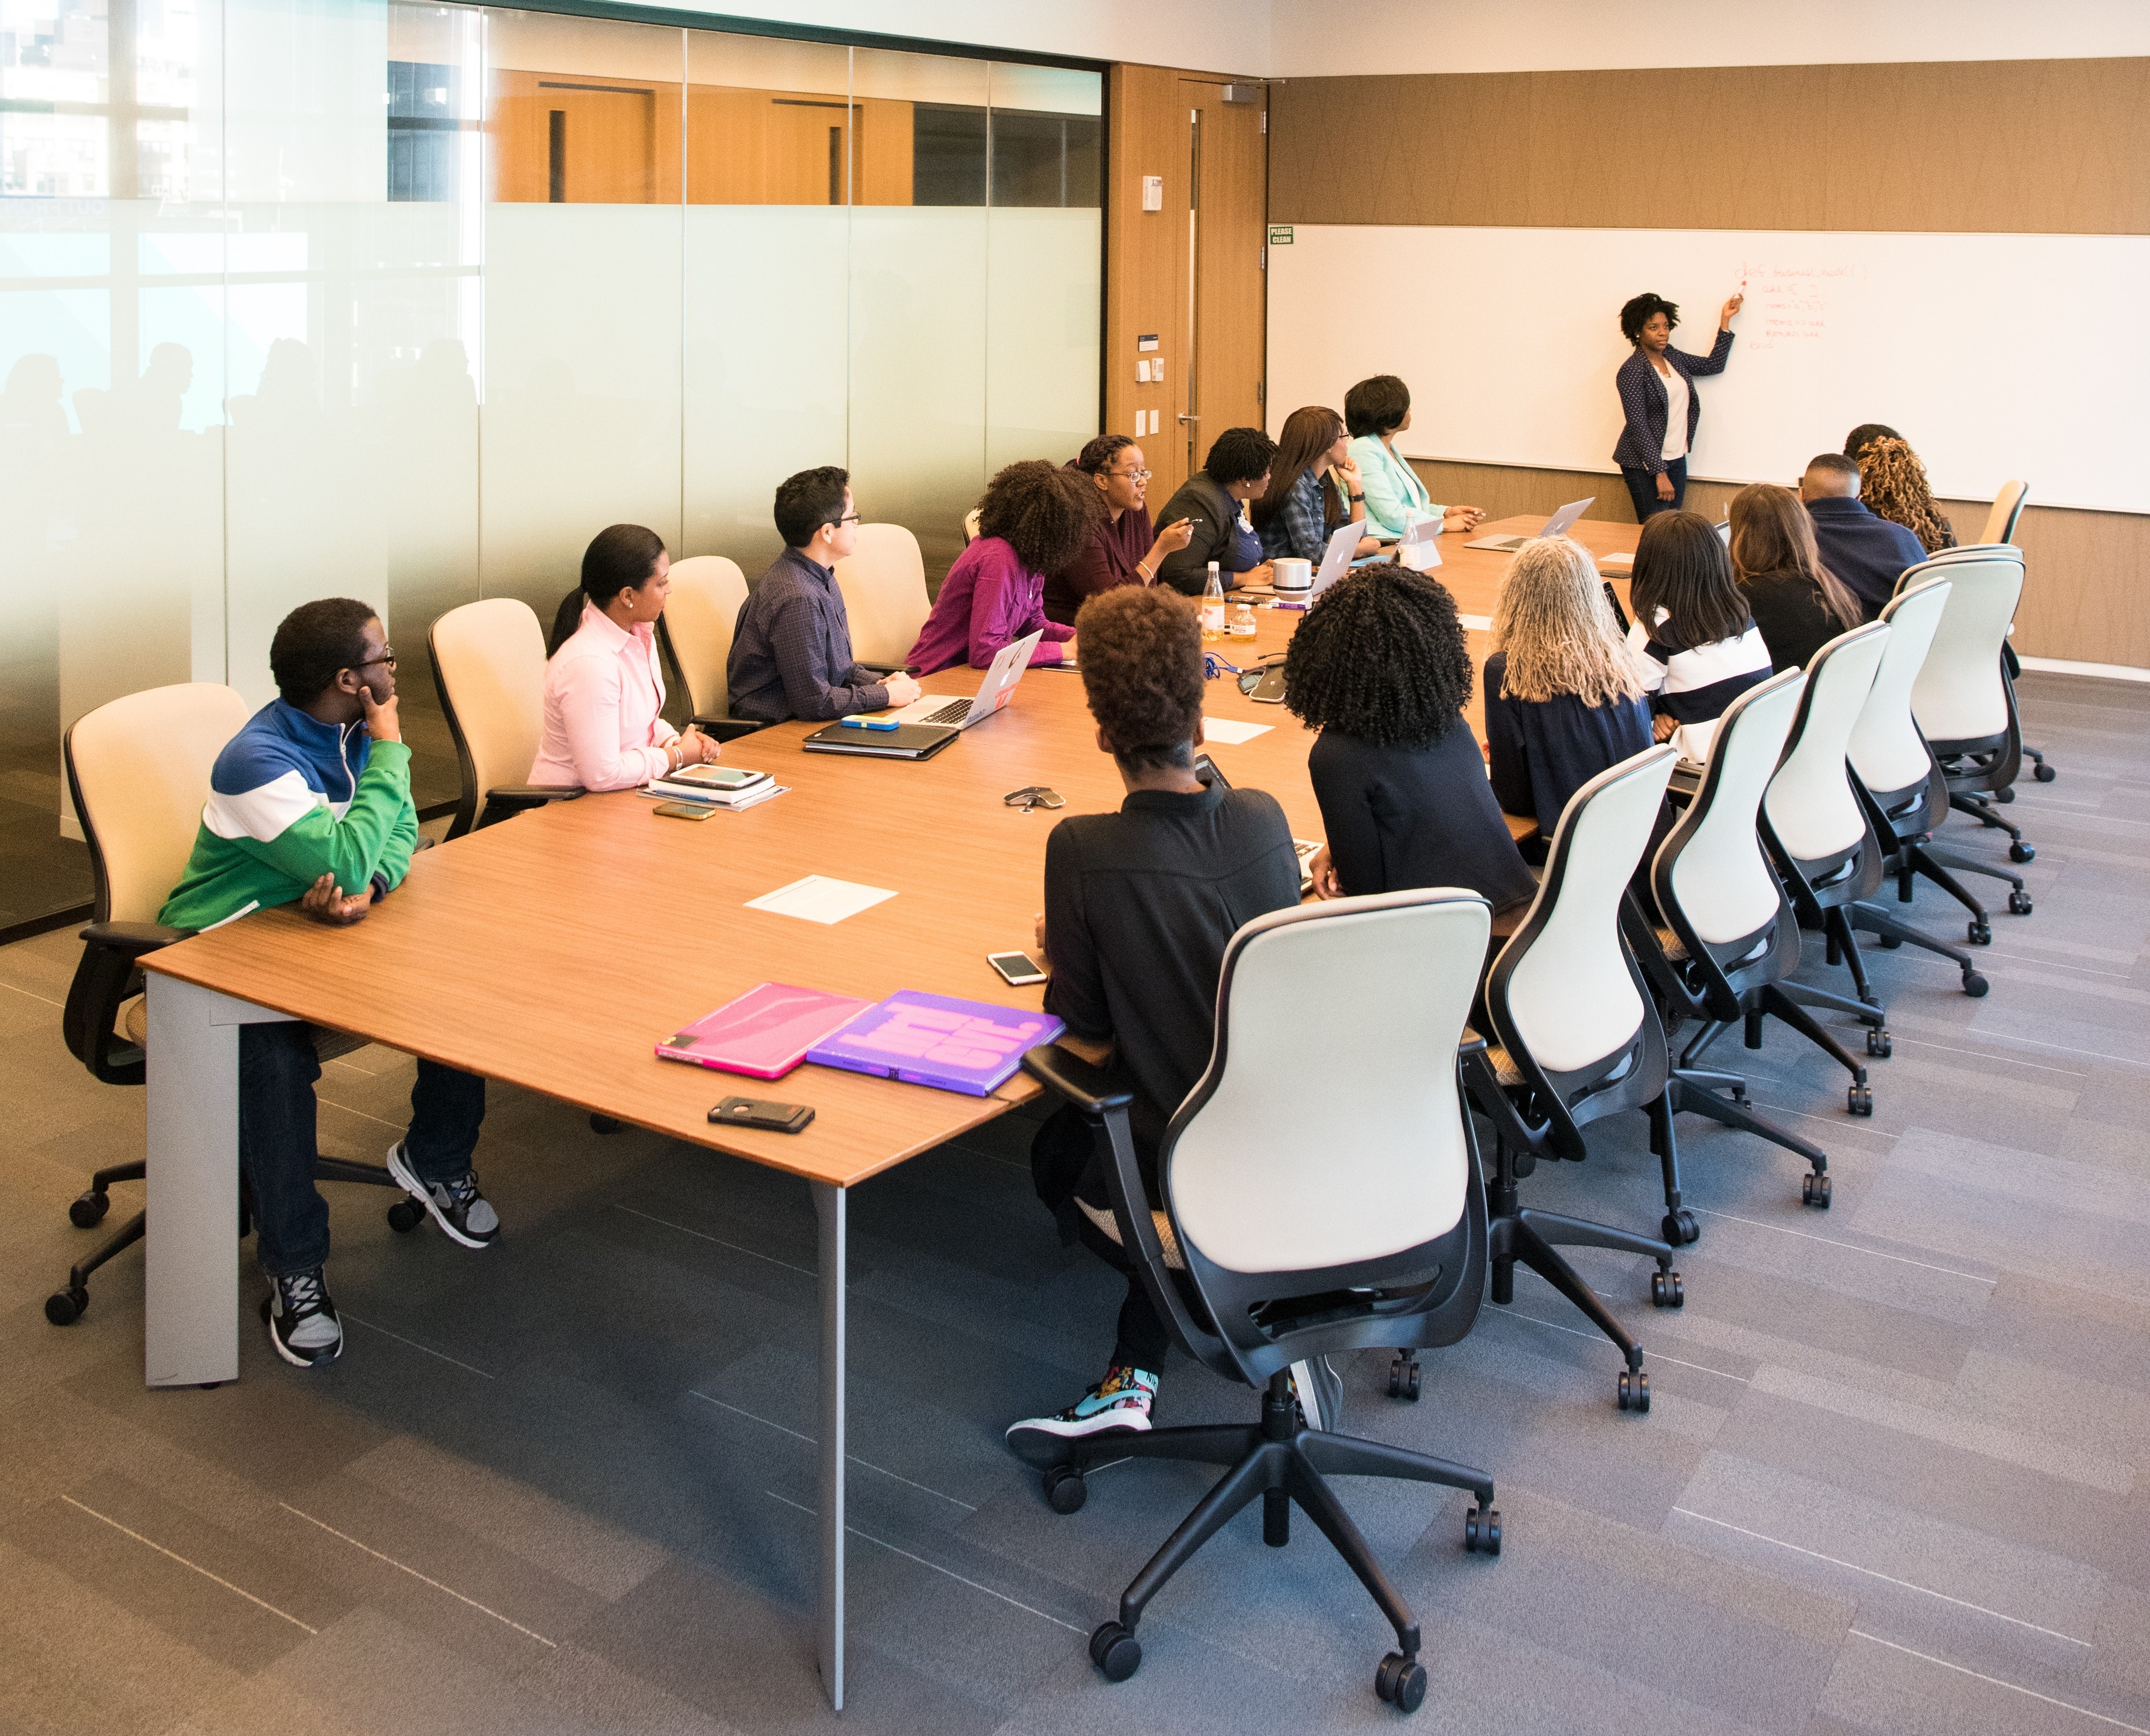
1849, 429, 1959, 556
1483, 536, 1653, 839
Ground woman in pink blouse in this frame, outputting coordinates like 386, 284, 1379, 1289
907, 461, 1100, 674
531, 524, 720, 791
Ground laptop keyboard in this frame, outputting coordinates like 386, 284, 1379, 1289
918, 699, 973, 726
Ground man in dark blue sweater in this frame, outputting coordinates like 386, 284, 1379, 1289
1799, 452, 1927, 620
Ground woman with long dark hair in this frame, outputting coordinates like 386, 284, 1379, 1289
1625, 509, 1773, 762
531, 523, 717, 791
1250, 405, 1378, 564
1728, 483, 1863, 671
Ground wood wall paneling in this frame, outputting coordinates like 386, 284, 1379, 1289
1105, 64, 1190, 497
492, 72, 681, 205
1184, 79, 1268, 477
1268, 58, 2150, 233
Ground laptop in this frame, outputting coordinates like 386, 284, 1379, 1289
1466, 497, 1594, 553
1308, 517, 1364, 597
880, 631, 1043, 731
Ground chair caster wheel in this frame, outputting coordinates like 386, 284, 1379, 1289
2034, 763, 2056, 783
1962, 972, 1988, 998
2009, 891, 2033, 915
1387, 1353, 1421, 1401
1996, 785, 2015, 803
1866, 1029, 1892, 1058
1848, 1083, 1873, 1116
1618, 1368, 1650, 1413
1651, 1269, 1683, 1308
1090, 1621, 1141, 1682
1729, 1082, 1748, 1103
69, 1192, 110, 1228
1464, 1505, 1501, 1555
1661, 1209, 1698, 1247
1967, 921, 1992, 945
1802, 1172, 1832, 1209
46, 1287, 88, 1326
1877, 933, 1902, 949
1375, 1650, 1427, 1712
1042, 1464, 1087, 1514
386, 1199, 425, 1233
2009, 842, 2034, 863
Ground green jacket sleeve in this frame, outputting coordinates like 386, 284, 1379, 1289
231, 740, 415, 896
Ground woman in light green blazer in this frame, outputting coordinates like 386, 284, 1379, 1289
1343, 374, 1485, 541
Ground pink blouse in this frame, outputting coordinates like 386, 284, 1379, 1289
529, 603, 681, 791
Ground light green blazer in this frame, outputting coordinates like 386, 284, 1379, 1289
1347, 434, 1447, 540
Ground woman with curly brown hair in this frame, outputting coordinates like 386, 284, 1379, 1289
1852, 431, 1959, 556
1284, 562, 1536, 927
907, 460, 1101, 673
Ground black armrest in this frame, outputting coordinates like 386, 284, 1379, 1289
1021, 1043, 1134, 1117
856, 662, 914, 677
1458, 1027, 1488, 1057
690, 716, 770, 743
476, 784, 584, 830
64, 921, 194, 1085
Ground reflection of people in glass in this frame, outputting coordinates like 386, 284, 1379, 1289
230, 337, 319, 429
1, 354, 69, 436
73, 342, 193, 437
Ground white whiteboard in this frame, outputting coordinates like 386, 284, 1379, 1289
1266, 225, 2150, 515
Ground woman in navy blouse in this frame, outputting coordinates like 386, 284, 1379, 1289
1612, 289, 1742, 522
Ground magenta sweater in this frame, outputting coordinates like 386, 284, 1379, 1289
905, 536, 1076, 674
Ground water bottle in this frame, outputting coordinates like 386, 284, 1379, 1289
1200, 563, 1225, 640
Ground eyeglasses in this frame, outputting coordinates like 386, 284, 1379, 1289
835, 512, 861, 525
1109, 467, 1153, 482
354, 649, 397, 670
1003, 785, 1065, 813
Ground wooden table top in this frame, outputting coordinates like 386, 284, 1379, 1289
142, 513, 1640, 1191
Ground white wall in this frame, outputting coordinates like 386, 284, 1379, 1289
625, 0, 1270, 76
1268, 0, 2150, 77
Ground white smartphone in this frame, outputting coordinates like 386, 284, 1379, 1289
988, 951, 1048, 987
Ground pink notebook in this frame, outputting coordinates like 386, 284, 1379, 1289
656, 983, 876, 1080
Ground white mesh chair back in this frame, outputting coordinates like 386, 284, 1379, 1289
1905, 548, 2022, 746
1979, 480, 2027, 546
1166, 891, 1489, 1275
67, 684, 251, 923
1500, 745, 1678, 1073
663, 554, 748, 717
1763, 623, 1889, 864
1849, 578, 1950, 797
834, 522, 930, 666
1665, 670, 1805, 946
430, 597, 549, 832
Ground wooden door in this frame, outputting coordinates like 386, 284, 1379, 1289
489, 73, 679, 203
1175, 80, 1267, 483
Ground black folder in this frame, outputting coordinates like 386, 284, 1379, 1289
800, 722, 960, 761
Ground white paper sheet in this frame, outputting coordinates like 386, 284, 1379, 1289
745, 874, 898, 925
1459, 613, 1493, 631
1200, 717, 1273, 745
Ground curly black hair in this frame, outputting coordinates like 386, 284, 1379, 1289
1072, 585, 1205, 770
978, 459, 1103, 575
1074, 433, 1135, 474
1282, 562, 1472, 749
1202, 425, 1278, 489
1619, 292, 1679, 344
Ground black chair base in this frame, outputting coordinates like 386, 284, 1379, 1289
50, 1156, 409, 1327
1950, 790, 2035, 862
1041, 1370, 1497, 1710
1850, 901, 1990, 997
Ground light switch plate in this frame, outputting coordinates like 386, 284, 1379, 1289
1141, 175, 1163, 211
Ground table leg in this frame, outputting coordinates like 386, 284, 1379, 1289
813, 1180, 847, 1711
143, 975, 289, 1389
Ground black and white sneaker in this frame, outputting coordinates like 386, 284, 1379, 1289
1289, 1355, 1344, 1433
262, 1268, 343, 1367
387, 1141, 500, 1249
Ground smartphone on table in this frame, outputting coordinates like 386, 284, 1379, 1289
988, 952, 1048, 987
653, 801, 716, 821
710, 1097, 814, 1134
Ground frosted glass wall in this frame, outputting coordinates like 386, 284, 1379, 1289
0, 0, 1102, 928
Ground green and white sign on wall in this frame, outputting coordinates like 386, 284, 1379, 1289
1268, 225, 1293, 245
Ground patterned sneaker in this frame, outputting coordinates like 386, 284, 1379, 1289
262, 1268, 343, 1367
1005, 1364, 1158, 1466
387, 1141, 500, 1249
1289, 1355, 1344, 1433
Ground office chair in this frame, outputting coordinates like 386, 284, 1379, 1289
1462, 746, 1684, 1388
1846, 578, 1998, 988
653, 554, 764, 741
1019, 891, 1503, 1714
1977, 481, 2056, 790
51, 684, 410, 1326
1647, 670, 1879, 1138
429, 597, 585, 838
832, 522, 932, 668
962, 506, 981, 547
1758, 623, 1903, 1024
1905, 546, 2037, 874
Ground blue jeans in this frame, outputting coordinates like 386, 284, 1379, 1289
1621, 458, 1687, 522
239, 1021, 486, 1277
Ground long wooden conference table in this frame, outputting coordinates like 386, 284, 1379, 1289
137, 511, 1642, 1709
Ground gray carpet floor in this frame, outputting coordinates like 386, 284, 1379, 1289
2, 670, 2146, 1735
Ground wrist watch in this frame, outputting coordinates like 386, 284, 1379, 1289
1348, 491, 1365, 502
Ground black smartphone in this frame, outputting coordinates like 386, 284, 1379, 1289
988, 951, 1047, 987
1193, 753, 1231, 789
710, 1097, 814, 1134
1602, 580, 1632, 632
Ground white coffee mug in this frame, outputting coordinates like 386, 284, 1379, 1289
1272, 557, 1313, 593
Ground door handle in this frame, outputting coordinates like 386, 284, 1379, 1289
1177, 413, 1200, 424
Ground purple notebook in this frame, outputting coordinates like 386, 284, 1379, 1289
807, 990, 1063, 1097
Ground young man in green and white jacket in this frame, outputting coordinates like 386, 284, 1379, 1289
163, 598, 496, 1367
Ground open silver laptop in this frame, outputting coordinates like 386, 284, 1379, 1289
1466, 496, 1594, 553
1307, 517, 1364, 598
880, 630, 1043, 731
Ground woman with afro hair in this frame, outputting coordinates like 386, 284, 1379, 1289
1284, 562, 1537, 930
907, 460, 1100, 673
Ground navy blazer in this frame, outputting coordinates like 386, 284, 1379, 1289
1611, 329, 1733, 473
1804, 496, 1928, 621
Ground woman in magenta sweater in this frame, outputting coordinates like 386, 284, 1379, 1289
907, 460, 1100, 673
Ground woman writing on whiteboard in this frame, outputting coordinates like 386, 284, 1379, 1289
1611, 290, 1742, 522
